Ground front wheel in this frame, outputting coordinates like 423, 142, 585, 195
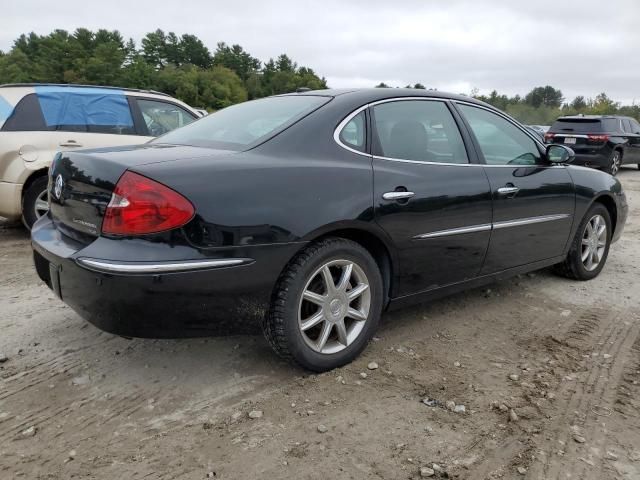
554, 204, 612, 280
263, 238, 383, 371
606, 150, 622, 176
21, 176, 49, 230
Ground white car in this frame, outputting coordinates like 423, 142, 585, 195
0, 83, 199, 227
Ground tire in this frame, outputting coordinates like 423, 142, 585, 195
21, 176, 49, 230
263, 237, 384, 372
554, 203, 612, 281
606, 150, 622, 176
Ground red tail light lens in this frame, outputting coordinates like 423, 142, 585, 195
102, 171, 195, 235
587, 134, 609, 143
544, 132, 555, 142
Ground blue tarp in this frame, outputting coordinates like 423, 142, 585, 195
0, 95, 13, 124
34, 86, 133, 127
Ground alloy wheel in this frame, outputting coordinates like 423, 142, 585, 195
34, 189, 49, 219
610, 152, 621, 175
581, 214, 607, 272
298, 259, 371, 354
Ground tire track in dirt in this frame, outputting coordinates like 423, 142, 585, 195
530, 306, 639, 479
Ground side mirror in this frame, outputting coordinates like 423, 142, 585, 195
546, 144, 574, 164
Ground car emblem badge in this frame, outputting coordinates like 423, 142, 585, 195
54, 174, 64, 200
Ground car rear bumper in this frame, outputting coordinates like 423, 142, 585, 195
0, 181, 22, 220
31, 215, 302, 338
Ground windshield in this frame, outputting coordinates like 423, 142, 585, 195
153, 95, 330, 150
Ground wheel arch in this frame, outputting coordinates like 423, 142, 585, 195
21, 168, 49, 199
592, 193, 617, 235
295, 223, 397, 308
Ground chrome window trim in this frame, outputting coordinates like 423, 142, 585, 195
333, 96, 563, 169
76, 257, 254, 274
413, 214, 571, 240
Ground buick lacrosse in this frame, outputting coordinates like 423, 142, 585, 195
32, 88, 628, 371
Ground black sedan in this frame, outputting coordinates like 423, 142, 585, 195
31, 89, 628, 371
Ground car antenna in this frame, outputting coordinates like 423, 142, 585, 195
296, 87, 312, 93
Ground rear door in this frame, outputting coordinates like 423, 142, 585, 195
455, 103, 575, 273
33, 86, 146, 151
370, 99, 493, 296
623, 118, 640, 163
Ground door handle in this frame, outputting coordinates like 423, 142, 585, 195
382, 191, 415, 201
497, 186, 519, 195
59, 140, 83, 147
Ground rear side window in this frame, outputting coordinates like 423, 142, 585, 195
372, 100, 468, 164
35, 87, 135, 135
339, 111, 366, 152
137, 99, 196, 136
631, 119, 640, 134
550, 118, 603, 134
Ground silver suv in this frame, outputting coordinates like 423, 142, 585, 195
0, 83, 198, 227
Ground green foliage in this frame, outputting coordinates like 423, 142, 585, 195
0, 28, 327, 111
472, 86, 638, 124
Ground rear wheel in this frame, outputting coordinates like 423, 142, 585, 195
21, 176, 49, 230
554, 203, 611, 280
263, 238, 383, 371
606, 150, 622, 176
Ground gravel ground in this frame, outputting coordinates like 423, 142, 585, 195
1, 168, 639, 479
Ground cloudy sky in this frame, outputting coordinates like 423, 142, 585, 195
2, 0, 639, 104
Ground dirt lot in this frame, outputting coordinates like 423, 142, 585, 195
1, 168, 639, 480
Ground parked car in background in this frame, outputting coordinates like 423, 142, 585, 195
31, 88, 627, 371
0, 83, 199, 227
545, 115, 640, 175
525, 125, 545, 141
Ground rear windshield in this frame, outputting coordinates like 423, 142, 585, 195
550, 118, 619, 134
154, 95, 330, 150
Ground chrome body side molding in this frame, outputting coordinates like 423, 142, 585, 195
76, 257, 254, 274
413, 214, 571, 240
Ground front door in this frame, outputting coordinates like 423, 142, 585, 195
455, 103, 575, 273
370, 99, 493, 297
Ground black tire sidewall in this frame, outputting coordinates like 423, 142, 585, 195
21, 176, 49, 229
568, 204, 612, 280
281, 242, 383, 371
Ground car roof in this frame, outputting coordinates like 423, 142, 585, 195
0, 83, 171, 98
285, 87, 490, 107
557, 114, 628, 120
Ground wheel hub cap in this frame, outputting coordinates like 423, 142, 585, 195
298, 259, 371, 355
581, 214, 607, 272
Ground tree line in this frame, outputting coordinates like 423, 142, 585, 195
376, 83, 639, 124
1, 28, 637, 124
0, 28, 327, 110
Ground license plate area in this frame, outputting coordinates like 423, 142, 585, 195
564, 137, 577, 145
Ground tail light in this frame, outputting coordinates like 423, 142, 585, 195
587, 134, 609, 143
102, 171, 195, 235
544, 132, 555, 142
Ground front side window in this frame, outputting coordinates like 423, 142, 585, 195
631, 119, 640, 134
339, 111, 366, 151
458, 104, 541, 166
137, 99, 196, 137
372, 100, 468, 163
156, 95, 330, 150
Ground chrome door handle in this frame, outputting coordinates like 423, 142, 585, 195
382, 191, 415, 201
59, 140, 83, 147
497, 186, 519, 195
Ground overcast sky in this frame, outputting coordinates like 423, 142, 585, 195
2, 0, 639, 104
